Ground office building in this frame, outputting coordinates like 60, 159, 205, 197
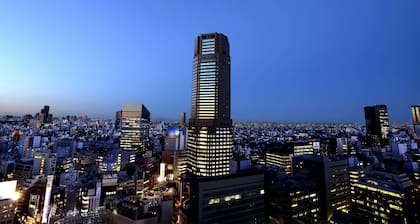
100, 172, 118, 206
119, 103, 150, 168
182, 33, 266, 224
336, 137, 348, 156
18, 175, 54, 224
53, 139, 76, 159
352, 170, 416, 223
14, 159, 33, 185
18, 135, 32, 158
40, 105, 52, 124
412, 105, 420, 136
188, 171, 265, 224
348, 168, 365, 196
80, 181, 101, 216
187, 33, 233, 177
0, 180, 19, 224
320, 137, 338, 156
266, 152, 292, 175
266, 142, 314, 175
293, 155, 351, 222
294, 143, 315, 156
392, 143, 409, 161
120, 103, 150, 152
364, 105, 390, 146
266, 174, 321, 224
32, 151, 57, 176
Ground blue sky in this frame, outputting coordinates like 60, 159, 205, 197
0, 0, 419, 123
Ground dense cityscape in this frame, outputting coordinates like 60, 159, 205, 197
1, 31, 420, 224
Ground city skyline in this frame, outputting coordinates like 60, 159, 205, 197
1, 1, 420, 123
2, 2, 420, 224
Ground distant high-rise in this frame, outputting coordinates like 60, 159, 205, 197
180, 112, 186, 128
115, 110, 122, 129
40, 105, 52, 124
187, 33, 233, 177
120, 103, 150, 152
119, 103, 150, 167
411, 105, 420, 136
364, 105, 390, 146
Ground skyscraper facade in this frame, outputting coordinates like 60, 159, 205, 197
293, 155, 351, 222
364, 105, 390, 146
119, 103, 150, 152
187, 33, 233, 177
411, 105, 420, 136
119, 103, 150, 168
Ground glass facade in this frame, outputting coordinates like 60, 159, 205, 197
188, 33, 233, 177
187, 126, 233, 176
412, 105, 420, 125
364, 105, 389, 146
411, 105, 420, 136
119, 104, 150, 153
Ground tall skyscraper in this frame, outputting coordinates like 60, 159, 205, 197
119, 103, 150, 168
411, 105, 420, 136
187, 32, 233, 177
364, 105, 390, 146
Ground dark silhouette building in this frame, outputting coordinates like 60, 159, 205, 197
180, 112, 186, 129
40, 105, 52, 124
115, 110, 122, 129
266, 173, 321, 223
364, 105, 390, 146
293, 155, 351, 222
188, 171, 265, 224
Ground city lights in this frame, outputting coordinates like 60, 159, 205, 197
0, 2, 419, 223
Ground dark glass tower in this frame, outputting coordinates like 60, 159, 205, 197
40, 105, 51, 124
364, 105, 389, 146
187, 33, 233, 177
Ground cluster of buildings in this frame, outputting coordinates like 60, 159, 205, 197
1, 32, 420, 224
0, 104, 182, 224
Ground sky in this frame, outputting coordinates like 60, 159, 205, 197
0, 0, 419, 123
